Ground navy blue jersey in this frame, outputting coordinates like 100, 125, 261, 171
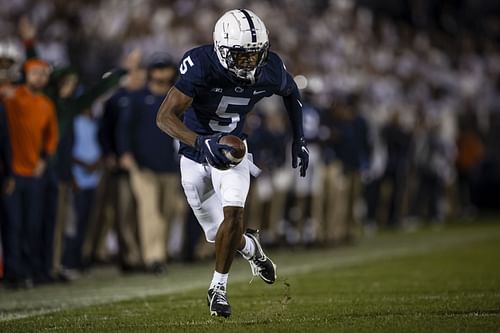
174, 44, 297, 163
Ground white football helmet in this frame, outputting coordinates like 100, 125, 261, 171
213, 9, 269, 84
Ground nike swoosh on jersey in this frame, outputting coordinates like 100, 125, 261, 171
253, 90, 266, 95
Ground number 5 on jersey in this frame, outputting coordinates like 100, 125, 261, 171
180, 56, 194, 74
210, 96, 250, 132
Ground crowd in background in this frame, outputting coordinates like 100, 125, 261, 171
0, 0, 499, 289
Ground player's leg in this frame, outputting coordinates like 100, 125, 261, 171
180, 156, 231, 317
211, 205, 276, 281
214, 206, 245, 274
180, 155, 276, 317
211, 156, 277, 286
180, 156, 223, 243
204, 163, 250, 318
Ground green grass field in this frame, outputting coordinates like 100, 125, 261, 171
1, 221, 500, 332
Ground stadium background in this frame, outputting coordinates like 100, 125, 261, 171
0, 0, 500, 331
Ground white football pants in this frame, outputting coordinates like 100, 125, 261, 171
180, 154, 250, 242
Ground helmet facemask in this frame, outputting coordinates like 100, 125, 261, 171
217, 42, 269, 84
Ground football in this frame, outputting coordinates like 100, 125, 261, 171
220, 135, 246, 166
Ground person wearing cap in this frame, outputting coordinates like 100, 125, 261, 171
116, 55, 186, 273
3, 58, 58, 287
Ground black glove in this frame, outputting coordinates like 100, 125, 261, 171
195, 133, 235, 169
292, 137, 309, 177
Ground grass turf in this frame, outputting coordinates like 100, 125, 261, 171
1, 222, 500, 332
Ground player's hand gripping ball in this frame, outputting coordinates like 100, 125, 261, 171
195, 134, 246, 170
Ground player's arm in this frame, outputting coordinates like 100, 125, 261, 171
282, 80, 305, 141
280, 71, 309, 177
156, 87, 234, 168
156, 86, 197, 147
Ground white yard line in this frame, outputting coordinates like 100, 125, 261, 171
0, 226, 497, 322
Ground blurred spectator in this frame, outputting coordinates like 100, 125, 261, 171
85, 82, 143, 272
320, 103, 343, 243
410, 119, 448, 223
16, 16, 64, 283
83, 65, 147, 271
362, 127, 387, 234
321, 98, 370, 242
3, 58, 57, 287
333, 98, 370, 240
456, 116, 485, 217
380, 112, 412, 227
62, 107, 101, 273
116, 55, 184, 273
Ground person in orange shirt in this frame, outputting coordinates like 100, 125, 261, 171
3, 58, 58, 288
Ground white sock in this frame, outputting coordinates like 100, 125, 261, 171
210, 271, 228, 289
239, 234, 256, 260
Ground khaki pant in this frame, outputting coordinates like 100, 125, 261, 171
322, 162, 348, 243
53, 183, 73, 273
130, 168, 185, 265
322, 162, 362, 243
344, 170, 362, 240
82, 170, 141, 267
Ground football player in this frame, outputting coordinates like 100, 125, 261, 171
156, 9, 309, 317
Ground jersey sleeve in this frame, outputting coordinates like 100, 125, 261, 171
174, 50, 205, 98
269, 53, 297, 97
268, 52, 305, 140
